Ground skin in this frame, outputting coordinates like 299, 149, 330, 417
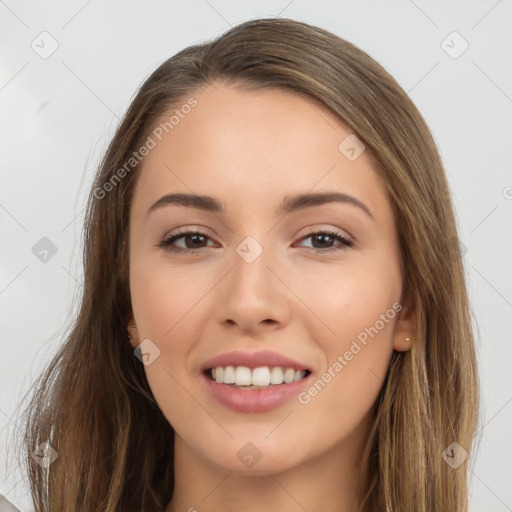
127, 81, 414, 512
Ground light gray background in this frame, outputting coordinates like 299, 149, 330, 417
1, 1, 511, 510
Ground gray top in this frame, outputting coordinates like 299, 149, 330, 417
0, 495, 22, 512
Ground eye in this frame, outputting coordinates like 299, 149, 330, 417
157, 228, 216, 255
295, 229, 353, 253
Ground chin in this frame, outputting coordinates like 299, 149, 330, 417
200, 439, 307, 476
214, 455, 300, 476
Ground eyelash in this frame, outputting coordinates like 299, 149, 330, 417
157, 227, 353, 255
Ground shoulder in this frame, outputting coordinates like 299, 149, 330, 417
0, 495, 21, 512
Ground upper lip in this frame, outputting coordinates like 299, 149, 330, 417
200, 350, 311, 372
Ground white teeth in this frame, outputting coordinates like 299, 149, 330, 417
294, 370, 306, 381
270, 367, 284, 384
234, 366, 252, 386
209, 365, 308, 387
283, 368, 295, 383
223, 365, 235, 384
251, 367, 271, 386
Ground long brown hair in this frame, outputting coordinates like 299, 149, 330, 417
13, 17, 479, 511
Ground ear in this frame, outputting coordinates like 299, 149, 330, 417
392, 293, 415, 352
126, 314, 139, 349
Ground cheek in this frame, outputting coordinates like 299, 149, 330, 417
289, 251, 402, 350
129, 258, 214, 423
129, 256, 212, 341
291, 253, 401, 418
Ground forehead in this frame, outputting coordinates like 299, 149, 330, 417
131, 82, 390, 223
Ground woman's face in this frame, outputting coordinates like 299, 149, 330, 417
128, 81, 414, 474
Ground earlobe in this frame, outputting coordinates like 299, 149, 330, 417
126, 316, 138, 348
393, 294, 416, 352
393, 336, 415, 352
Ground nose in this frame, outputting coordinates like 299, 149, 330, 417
214, 242, 292, 334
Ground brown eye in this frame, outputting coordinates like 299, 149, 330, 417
158, 229, 215, 254
296, 230, 353, 253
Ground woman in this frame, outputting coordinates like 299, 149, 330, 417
14, 17, 479, 512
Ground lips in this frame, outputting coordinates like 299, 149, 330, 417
199, 349, 313, 413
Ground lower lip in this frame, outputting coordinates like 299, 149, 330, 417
201, 372, 311, 413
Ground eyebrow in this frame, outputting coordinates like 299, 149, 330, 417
146, 191, 374, 220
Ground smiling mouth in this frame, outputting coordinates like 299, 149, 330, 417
204, 366, 312, 389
